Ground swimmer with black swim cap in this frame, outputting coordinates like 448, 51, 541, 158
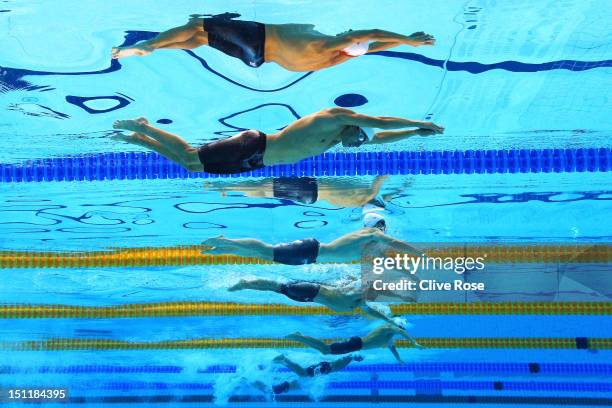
112, 13, 435, 72
286, 323, 423, 364
112, 108, 443, 175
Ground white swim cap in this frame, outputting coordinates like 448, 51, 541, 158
342, 41, 370, 56
364, 212, 387, 232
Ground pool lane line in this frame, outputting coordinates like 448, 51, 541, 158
2, 147, 610, 182
1, 337, 610, 351
51, 394, 612, 405
4, 362, 612, 376
2, 243, 610, 268
35, 379, 612, 393
0, 302, 610, 319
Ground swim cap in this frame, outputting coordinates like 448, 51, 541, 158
364, 212, 387, 232
342, 41, 370, 56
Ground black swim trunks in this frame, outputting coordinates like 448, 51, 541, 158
279, 282, 321, 303
273, 238, 320, 265
305, 361, 332, 377
198, 130, 266, 174
273, 177, 319, 204
203, 17, 266, 67
329, 336, 363, 355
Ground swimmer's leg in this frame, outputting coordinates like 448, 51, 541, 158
113, 118, 201, 171
285, 332, 331, 354
228, 278, 282, 293
201, 237, 274, 259
156, 35, 208, 50
112, 17, 207, 59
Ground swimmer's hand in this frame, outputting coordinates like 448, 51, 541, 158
413, 341, 425, 350
406, 31, 435, 46
352, 354, 364, 362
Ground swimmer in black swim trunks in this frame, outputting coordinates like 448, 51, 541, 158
227, 277, 416, 324
112, 109, 443, 174
287, 324, 423, 363
112, 13, 435, 72
251, 354, 362, 396
201, 225, 422, 264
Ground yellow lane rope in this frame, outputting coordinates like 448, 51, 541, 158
1, 244, 610, 268
3, 337, 610, 351
0, 302, 609, 318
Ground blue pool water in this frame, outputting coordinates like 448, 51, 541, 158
1, 0, 612, 406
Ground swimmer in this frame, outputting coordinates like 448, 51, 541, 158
252, 354, 363, 396
228, 277, 416, 324
204, 175, 408, 207
111, 13, 435, 71
202, 215, 421, 264
112, 108, 443, 174
287, 324, 423, 363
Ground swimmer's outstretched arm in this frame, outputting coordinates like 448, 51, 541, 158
331, 30, 435, 49
335, 110, 444, 132
377, 234, 423, 257
388, 343, 405, 364
394, 326, 424, 349
369, 128, 442, 144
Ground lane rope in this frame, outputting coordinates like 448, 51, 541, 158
0, 302, 610, 318
2, 337, 610, 351
2, 243, 610, 268
2, 147, 610, 182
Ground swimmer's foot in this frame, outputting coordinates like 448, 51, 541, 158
113, 117, 149, 133
272, 354, 288, 364
111, 42, 154, 59
406, 31, 435, 46
111, 132, 140, 144
201, 236, 235, 254
285, 332, 304, 341
228, 279, 251, 292
417, 122, 444, 134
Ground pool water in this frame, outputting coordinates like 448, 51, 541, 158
1, 0, 611, 406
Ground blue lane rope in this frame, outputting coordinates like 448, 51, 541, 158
70, 380, 612, 393
41, 394, 612, 405
1, 148, 610, 182
4, 362, 611, 375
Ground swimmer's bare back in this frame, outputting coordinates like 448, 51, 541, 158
264, 108, 444, 166
264, 24, 435, 71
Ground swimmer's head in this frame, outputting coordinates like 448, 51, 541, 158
364, 212, 387, 233
341, 126, 373, 147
